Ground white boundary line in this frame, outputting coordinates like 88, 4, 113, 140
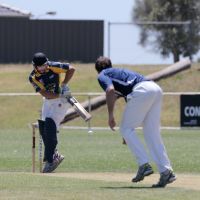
60, 126, 200, 131
31, 123, 199, 131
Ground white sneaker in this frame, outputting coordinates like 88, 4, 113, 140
53, 150, 65, 163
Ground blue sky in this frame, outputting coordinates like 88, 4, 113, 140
1, 0, 200, 64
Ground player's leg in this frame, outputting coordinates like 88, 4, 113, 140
44, 117, 58, 163
120, 83, 155, 182
51, 99, 70, 128
42, 99, 69, 173
143, 82, 176, 187
42, 117, 59, 173
120, 126, 149, 165
50, 99, 70, 166
120, 82, 156, 163
143, 82, 172, 172
40, 98, 49, 163
120, 125, 154, 182
41, 99, 60, 172
38, 119, 47, 162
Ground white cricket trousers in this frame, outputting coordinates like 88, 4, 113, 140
120, 81, 172, 173
41, 98, 70, 130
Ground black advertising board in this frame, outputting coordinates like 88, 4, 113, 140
180, 95, 200, 127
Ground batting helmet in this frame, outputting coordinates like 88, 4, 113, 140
32, 52, 48, 66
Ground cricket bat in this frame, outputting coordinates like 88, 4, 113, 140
67, 96, 92, 122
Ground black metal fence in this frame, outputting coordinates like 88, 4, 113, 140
0, 17, 104, 63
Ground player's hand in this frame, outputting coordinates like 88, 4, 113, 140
60, 84, 71, 98
108, 115, 116, 131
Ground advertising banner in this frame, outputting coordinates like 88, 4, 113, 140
180, 95, 200, 127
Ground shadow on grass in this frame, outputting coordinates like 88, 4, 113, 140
101, 186, 155, 190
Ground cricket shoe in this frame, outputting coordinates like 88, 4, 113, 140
43, 149, 64, 163
132, 163, 154, 182
152, 169, 177, 188
42, 151, 65, 173
53, 150, 65, 165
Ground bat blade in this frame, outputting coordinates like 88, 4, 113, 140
67, 96, 92, 121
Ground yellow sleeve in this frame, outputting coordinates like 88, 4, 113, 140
49, 66, 68, 73
48, 62, 70, 74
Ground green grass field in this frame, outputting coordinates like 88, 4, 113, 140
0, 129, 200, 200
0, 63, 200, 199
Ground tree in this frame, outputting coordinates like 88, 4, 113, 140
132, 0, 200, 62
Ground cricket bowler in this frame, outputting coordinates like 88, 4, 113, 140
95, 56, 176, 187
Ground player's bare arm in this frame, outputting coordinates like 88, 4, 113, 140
61, 65, 75, 85
106, 85, 117, 131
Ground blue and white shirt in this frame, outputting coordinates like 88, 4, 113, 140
97, 68, 148, 96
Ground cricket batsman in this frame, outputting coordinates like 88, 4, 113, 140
95, 56, 176, 187
29, 52, 75, 173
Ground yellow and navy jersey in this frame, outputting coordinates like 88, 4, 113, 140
29, 61, 70, 94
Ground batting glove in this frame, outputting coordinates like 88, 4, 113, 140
60, 84, 71, 98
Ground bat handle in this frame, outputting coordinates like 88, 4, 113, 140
66, 96, 74, 105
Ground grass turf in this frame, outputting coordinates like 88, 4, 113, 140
0, 129, 200, 200
0, 63, 200, 199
